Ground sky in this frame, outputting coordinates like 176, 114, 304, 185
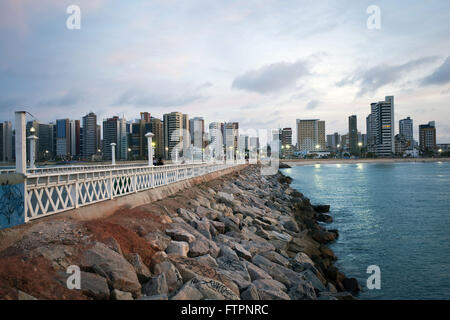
1, 0, 450, 143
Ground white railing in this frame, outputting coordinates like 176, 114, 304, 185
22, 161, 244, 222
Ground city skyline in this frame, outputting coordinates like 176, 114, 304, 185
1, 1, 450, 143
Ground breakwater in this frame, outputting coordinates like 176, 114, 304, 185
0, 165, 357, 300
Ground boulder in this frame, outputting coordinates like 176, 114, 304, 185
80, 271, 110, 300
152, 260, 183, 292
240, 284, 260, 300
185, 276, 240, 300
137, 294, 168, 300
166, 241, 189, 257
126, 253, 151, 283
81, 242, 141, 296
299, 269, 326, 292
244, 261, 272, 281
142, 273, 168, 296
165, 228, 196, 243
171, 283, 204, 300
194, 254, 219, 268
191, 218, 212, 240
288, 281, 317, 300
211, 221, 226, 234
259, 251, 290, 267
312, 205, 330, 213
240, 240, 275, 256
111, 289, 133, 300
144, 232, 172, 251
342, 277, 361, 293
253, 279, 290, 300
216, 192, 235, 206
233, 243, 252, 261
189, 240, 210, 258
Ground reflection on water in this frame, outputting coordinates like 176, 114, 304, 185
282, 162, 450, 300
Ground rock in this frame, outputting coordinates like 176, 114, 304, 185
253, 279, 290, 300
216, 255, 251, 282
280, 218, 300, 233
299, 269, 326, 292
169, 256, 240, 296
145, 232, 172, 251
111, 289, 133, 300
311, 230, 337, 244
211, 221, 226, 234
18, 290, 37, 300
293, 252, 315, 266
177, 208, 198, 221
241, 284, 260, 300
81, 242, 141, 296
171, 283, 204, 300
152, 260, 183, 292
288, 281, 317, 300
142, 273, 168, 296
244, 261, 272, 281
316, 213, 333, 223
126, 253, 151, 283
137, 294, 168, 300
233, 243, 252, 260
189, 240, 211, 258
240, 240, 275, 256
219, 216, 240, 233
166, 241, 189, 257
191, 219, 212, 240
271, 230, 293, 243
185, 276, 240, 300
343, 277, 361, 293
216, 192, 235, 206
80, 271, 110, 300
194, 254, 219, 268
165, 228, 196, 243
319, 245, 337, 260
259, 251, 290, 267
312, 205, 330, 213
102, 237, 123, 256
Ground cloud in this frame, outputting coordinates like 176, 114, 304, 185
306, 100, 320, 110
422, 57, 450, 86
337, 56, 440, 96
114, 89, 202, 108
231, 60, 310, 94
37, 91, 83, 107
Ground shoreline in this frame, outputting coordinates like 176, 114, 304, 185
282, 157, 450, 166
0, 164, 356, 300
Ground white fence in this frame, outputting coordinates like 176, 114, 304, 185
21, 161, 242, 222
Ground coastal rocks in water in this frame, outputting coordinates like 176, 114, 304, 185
311, 229, 337, 244
342, 277, 361, 293
316, 213, 333, 223
80, 242, 141, 296
288, 281, 317, 300
313, 204, 330, 213
166, 241, 190, 257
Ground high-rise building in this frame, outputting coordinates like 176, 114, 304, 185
0, 121, 13, 163
189, 117, 205, 160
103, 116, 127, 161
419, 121, 436, 151
249, 137, 260, 160
224, 122, 239, 160
140, 112, 151, 123
296, 119, 325, 152
399, 117, 414, 149
280, 128, 293, 158
163, 112, 183, 160
326, 132, 341, 151
82, 112, 98, 159
150, 117, 164, 160
182, 114, 190, 157
369, 96, 395, 157
349, 115, 358, 155
56, 119, 71, 158
209, 122, 224, 160
38, 123, 54, 160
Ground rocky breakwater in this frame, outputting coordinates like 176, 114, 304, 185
0, 164, 359, 300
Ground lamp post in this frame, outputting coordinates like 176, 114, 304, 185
145, 132, 154, 167
358, 142, 363, 158
27, 134, 38, 169
110, 143, 116, 165
127, 148, 132, 161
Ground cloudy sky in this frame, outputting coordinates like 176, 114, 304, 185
1, 0, 449, 143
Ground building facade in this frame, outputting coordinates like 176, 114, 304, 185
163, 112, 183, 160
419, 121, 437, 151
399, 117, 414, 150
369, 96, 395, 157
349, 115, 358, 155
0, 121, 13, 163
296, 119, 326, 152
82, 112, 98, 160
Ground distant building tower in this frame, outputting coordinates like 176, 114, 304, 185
149, 117, 164, 160
38, 123, 54, 160
103, 116, 127, 161
280, 128, 293, 158
163, 112, 183, 160
419, 121, 437, 151
56, 119, 71, 158
370, 96, 395, 157
209, 122, 224, 160
349, 115, 358, 155
0, 121, 13, 163
224, 122, 239, 160
189, 117, 205, 160
399, 117, 414, 149
296, 119, 325, 152
82, 112, 98, 159
326, 132, 341, 151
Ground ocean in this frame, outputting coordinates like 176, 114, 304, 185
281, 161, 450, 300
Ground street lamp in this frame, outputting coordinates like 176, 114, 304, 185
358, 142, 363, 158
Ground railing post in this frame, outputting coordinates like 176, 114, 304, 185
110, 171, 114, 199
75, 180, 79, 208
